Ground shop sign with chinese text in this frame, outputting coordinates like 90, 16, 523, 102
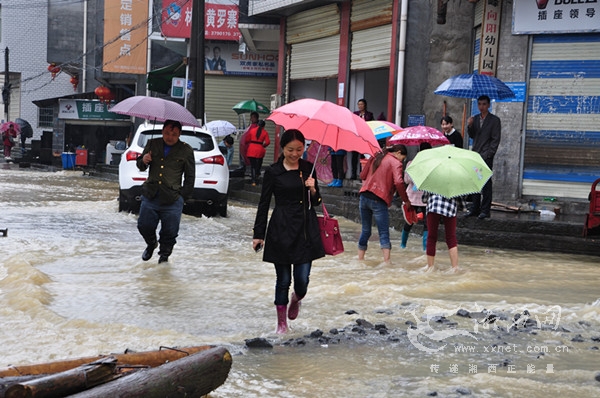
513, 1, 600, 34
161, 0, 241, 41
103, 0, 148, 74
59, 100, 130, 121
479, 0, 502, 76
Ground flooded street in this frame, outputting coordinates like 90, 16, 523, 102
0, 168, 598, 397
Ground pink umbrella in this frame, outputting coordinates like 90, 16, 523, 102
1, 122, 20, 137
267, 99, 380, 156
388, 125, 450, 146
109, 96, 201, 127
306, 142, 333, 184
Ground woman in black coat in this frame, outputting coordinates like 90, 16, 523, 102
252, 129, 325, 334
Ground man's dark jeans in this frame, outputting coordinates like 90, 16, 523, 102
138, 195, 184, 257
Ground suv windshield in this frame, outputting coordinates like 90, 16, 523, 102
137, 130, 215, 152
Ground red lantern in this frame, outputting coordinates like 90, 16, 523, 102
95, 86, 113, 103
70, 75, 79, 91
47, 63, 61, 80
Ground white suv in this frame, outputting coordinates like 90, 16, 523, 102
118, 122, 229, 217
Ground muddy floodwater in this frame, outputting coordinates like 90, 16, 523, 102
0, 168, 599, 397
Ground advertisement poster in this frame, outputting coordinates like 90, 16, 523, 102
513, 1, 600, 34
162, 0, 241, 41
103, 0, 149, 74
204, 42, 277, 77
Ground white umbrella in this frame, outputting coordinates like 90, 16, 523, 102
205, 120, 237, 137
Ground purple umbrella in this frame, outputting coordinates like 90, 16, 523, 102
109, 96, 201, 127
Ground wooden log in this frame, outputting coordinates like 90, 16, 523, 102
0, 346, 213, 378
5, 359, 118, 398
67, 347, 232, 398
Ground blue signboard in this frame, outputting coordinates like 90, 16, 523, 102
496, 82, 526, 102
407, 114, 425, 126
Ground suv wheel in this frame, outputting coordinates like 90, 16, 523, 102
218, 197, 228, 218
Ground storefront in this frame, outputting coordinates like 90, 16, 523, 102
348, 0, 393, 119
513, 1, 600, 199
57, 99, 131, 165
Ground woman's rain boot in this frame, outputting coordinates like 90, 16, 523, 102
288, 292, 302, 320
327, 179, 339, 187
276, 305, 288, 334
400, 230, 409, 249
422, 231, 428, 251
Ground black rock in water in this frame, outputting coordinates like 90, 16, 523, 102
427, 392, 438, 396
456, 386, 472, 395
345, 309, 358, 315
330, 328, 339, 335
245, 337, 273, 349
595, 372, 600, 383
456, 309, 471, 318
309, 329, 323, 338
356, 319, 374, 328
571, 334, 585, 342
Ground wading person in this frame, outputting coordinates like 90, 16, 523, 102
423, 191, 465, 272
252, 129, 325, 334
401, 143, 431, 250
358, 144, 412, 264
136, 120, 195, 263
466, 95, 501, 219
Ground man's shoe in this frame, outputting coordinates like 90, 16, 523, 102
477, 213, 490, 219
158, 255, 169, 263
142, 242, 158, 261
463, 211, 480, 218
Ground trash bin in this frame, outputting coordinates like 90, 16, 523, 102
76, 149, 88, 166
61, 152, 76, 169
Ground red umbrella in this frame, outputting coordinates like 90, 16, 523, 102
1, 122, 20, 137
267, 99, 380, 156
388, 126, 450, 146
306, 142, 333, 184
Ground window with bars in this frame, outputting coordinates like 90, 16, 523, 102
38, 107, 54, 128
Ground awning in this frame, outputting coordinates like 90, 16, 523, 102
147, 61, 186, 95
33, 92, 97, 108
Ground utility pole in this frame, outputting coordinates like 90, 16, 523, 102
188, 0, 205, 123
2, 47, 10, 121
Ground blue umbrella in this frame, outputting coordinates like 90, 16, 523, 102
434, 73, 515, 100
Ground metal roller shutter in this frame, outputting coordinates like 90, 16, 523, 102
287, 4, 340, 44
473, 26, 481, 73
350, 24, 392, 71
474, 0, 484, 28
290, 35, 340, 80
523, 34, 600, 199
205, 75, 278, 163
350, 0, 393, 32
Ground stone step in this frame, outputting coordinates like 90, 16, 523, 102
229, 178, 599, 256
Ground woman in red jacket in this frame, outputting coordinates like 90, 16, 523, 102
246, 120, 271, 186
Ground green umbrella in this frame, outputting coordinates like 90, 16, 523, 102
405, 145, 492, 198
232, 99, 270, 115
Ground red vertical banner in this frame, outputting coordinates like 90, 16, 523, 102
161, 0, 193, 38
205, 3, 241, 41
103, 0, 149, 74
161, 1, 241, 41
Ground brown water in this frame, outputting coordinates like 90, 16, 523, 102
0, 168, 598, 397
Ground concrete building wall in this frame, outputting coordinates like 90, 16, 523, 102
491, 0, 529, 202
0, 2, 74, 140
404, 0, 474, 132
